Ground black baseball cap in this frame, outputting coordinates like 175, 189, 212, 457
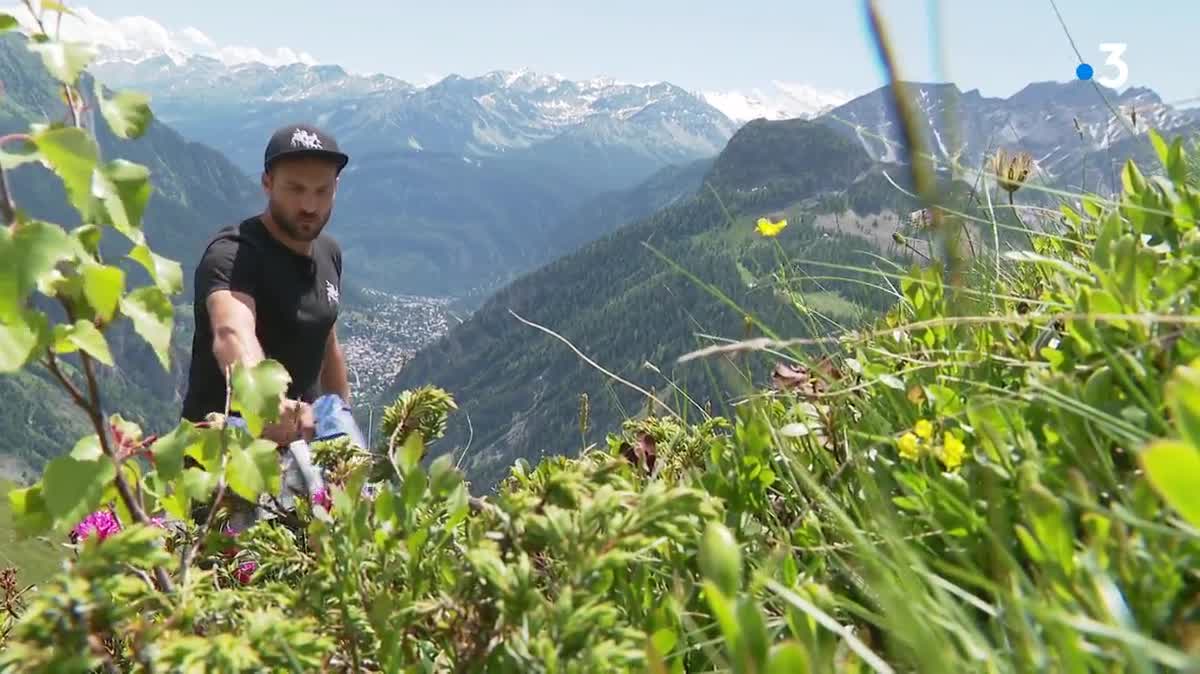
263, 123, 350, 173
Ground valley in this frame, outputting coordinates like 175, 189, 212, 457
1, 4, 1197, 670
338, 289, 459, 402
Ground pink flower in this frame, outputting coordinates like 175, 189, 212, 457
71, 509, 122, 543
219, 522, 244, 558
311, 487, 332, 510
234, 560, 257, 584
150, 515, 166, 528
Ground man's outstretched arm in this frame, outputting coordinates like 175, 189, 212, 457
320, 326, 351, 402
208, 289, 265, 374
208, 289, 312, 442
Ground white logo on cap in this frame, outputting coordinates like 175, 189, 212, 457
291, 128, 323, 150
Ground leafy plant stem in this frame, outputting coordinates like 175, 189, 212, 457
80, 349, 175, 592
180, 366, 234, 585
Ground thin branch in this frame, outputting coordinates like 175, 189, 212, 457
508, 309, 681, 421
79, 351, 174, 593
180, 366, 233, 585
677, 312, 1200, 363
43, 353, 88, 409
0, 166, 16, 227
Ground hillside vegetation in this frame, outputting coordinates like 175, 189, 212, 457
386, 117, 1002, 492
4, 5, 1200, 672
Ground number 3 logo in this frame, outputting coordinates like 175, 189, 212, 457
1096, 43, 1128, 89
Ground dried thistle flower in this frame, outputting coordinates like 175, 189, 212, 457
992, 148, 1034, 195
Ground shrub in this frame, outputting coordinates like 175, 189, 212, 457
3, 4, 1200, 673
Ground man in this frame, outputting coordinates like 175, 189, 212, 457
181, 123, 352, 445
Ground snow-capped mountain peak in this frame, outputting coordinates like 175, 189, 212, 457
703, 80, 853, 123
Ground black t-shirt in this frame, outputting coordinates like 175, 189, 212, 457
181, 216, 342, 422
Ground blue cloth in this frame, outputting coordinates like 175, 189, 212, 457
219, 395, 365, 447
313, 394, 367, 448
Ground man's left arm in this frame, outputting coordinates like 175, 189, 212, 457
320, 326, 351, 402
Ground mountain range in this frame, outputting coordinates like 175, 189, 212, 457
818, 80, 1200, 191
4, 15, 1199, 494
90, 54, 749, 298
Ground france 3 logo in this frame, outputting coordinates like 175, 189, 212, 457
1075, 44, 1128, 89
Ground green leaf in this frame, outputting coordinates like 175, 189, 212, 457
1121, 159, 1147, 196
72, 224, 102, 257
1140, 440, 1200, 529
119, 286, 172, 370
702, 580, 742, 659
82, 263, 125, 322
181, 467, 219, 503
0, 14, 17, 31
52, 319, 113, 366
27, 39, 96, 84
230, 360, 291, 437
149, 423, 199, 481
1167, 137, 1186, 184
0, 136, 40, 170
42, 455, 116, 526
7, 485, 52, 536
736, 596, 770, 672
128, 244, 182, 295
767, 642, 811, 674
0, 309, 48, 372
445, 482, 469, 529
650, 628, 677, 659
397, 432, 424, 474
0, 220, 76, 321
95, 160, 152, 239
402, 467, 428, 511
699, 521, 742, 597
1167, 365, 1200, 449
1148, 129, 1170, 168
1173, 192, 1197, 232
94, 80, 153, 140
70, 434, 102, 461
157, 481, 191, 521
32, 126, 98, 216
225, 439, 282, 502
428, 453, 459, 495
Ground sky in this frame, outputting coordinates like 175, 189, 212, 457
21, 0, 1199, 107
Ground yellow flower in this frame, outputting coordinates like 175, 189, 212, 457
897, 433, 920, 462
755, 217, 787, 237
939, 432, 965, 470
914, 419, 934, 440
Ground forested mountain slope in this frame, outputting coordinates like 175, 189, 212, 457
386, 118, 927, 491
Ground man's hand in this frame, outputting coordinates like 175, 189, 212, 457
261, 398, 314, 445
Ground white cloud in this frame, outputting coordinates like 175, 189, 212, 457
2, 4, 317, 67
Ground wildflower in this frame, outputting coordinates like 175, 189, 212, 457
755, 217, 787, 237
914, 419, 934, 440
234, 560, 257, 584
897, 433, 921, 462
992, 148, 1033, 195
311, 487, 332, 510
71, 509, 122, 543
939, 432, 965, 471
